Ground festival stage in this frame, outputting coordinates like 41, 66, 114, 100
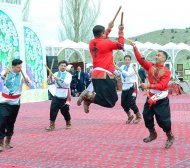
0, 92, 190, 168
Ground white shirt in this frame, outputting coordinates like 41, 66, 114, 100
0, 70, 30, 105
48, 71, 72, 98
78, 71, 81, 80
115, 64, 138, 90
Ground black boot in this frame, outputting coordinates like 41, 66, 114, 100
126, 111, 134, 124
143, 128, 157, 143
77, 90, 92, 106
165, 130, 175, 149
66, 121, 72, 129
83, 93, 95, 113
5, 136, 13, 149
0, 139, 4, 152
133, 112, 142, 124
45, 121, 55, 131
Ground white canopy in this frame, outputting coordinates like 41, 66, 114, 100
46, 39, 89, 50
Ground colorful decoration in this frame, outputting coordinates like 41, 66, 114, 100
24, 26, 44, 89
0, 10, 20, 72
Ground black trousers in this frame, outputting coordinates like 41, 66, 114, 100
92, 75, 118, 108
50, 97, 71, 122
121, 87, 139, 114
76, 80, 85, 93
143, 97, 171, 132
0, 103, 20, 139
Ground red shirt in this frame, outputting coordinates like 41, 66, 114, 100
89, 29, 124, 74
133, 47, 171, 91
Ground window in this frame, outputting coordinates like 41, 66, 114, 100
177, 64, 183, 71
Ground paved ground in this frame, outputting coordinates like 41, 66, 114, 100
0, 92, 190, 168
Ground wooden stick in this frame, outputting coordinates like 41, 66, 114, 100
132, 65, 150, 97
50, 58, 54, 72
20, 69, 29, 83
112, 6, 122, 23
6, 48, 14, 80
132, 65, 143, 83
44, 64, 56, 78
120, 12, 124, 25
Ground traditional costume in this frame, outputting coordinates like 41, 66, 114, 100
46, 70, 72, 131
132, 45, 175, 149
115, 63, 141, 124
77, 25, 124, 113
0, 68, 30, 151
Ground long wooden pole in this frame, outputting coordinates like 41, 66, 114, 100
5, 48, 14, 80
132, 65, 150, 97
112, 6, 122, 23
44, 64, 56, 78
132, 65, 143, 83
120, 12, 124, 25
50, 58, 54, 72
20, 69, 29, 84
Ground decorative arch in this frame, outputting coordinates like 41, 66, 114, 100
113, 50, 125, 62
68, 51, 83, 63
115, 49, 137, 62
57, 47, 86, 70
174, 49, 190, 61
0, 10, 20, 71
144, 49, 157, 61
24, 26, 44, 88
174, 49, 190, 80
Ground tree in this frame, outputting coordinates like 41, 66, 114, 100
0, 0, 31, 21
59, 0, 100, 42
22, 0, 31, 21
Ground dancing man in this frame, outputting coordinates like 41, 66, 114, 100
0, 59, 30, 151
46, 60, 72, 131
115, 55, 142, 124
129, 41, 175, 149
77, 21, 124, 113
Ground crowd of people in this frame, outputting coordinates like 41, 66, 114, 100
70, 66, 92, 97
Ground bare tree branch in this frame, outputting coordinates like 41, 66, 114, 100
22, 0, 31, 21
59, 0, 100, 42
0, 0, 30, 21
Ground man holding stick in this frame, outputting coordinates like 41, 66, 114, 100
45, 60, 72, 131
77, 8, 124, 113
115, 55, 142, 124
0, 59, 30, 151
129, 41, 175, 149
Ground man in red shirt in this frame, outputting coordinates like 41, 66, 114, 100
129, 41, 175, 149
77, 22, 124, 113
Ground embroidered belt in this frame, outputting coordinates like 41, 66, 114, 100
2, 93, 21, 99
149, 89, 168, 100
56, 87, 68, 89
93, 67, 113, 75
91, 67, 114, 79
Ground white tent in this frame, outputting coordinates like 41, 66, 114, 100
46, 39, 190, 75
76, 41, 89, 50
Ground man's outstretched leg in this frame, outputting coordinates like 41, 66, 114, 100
83, 94, 95, 113
77, 82, 94, 106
